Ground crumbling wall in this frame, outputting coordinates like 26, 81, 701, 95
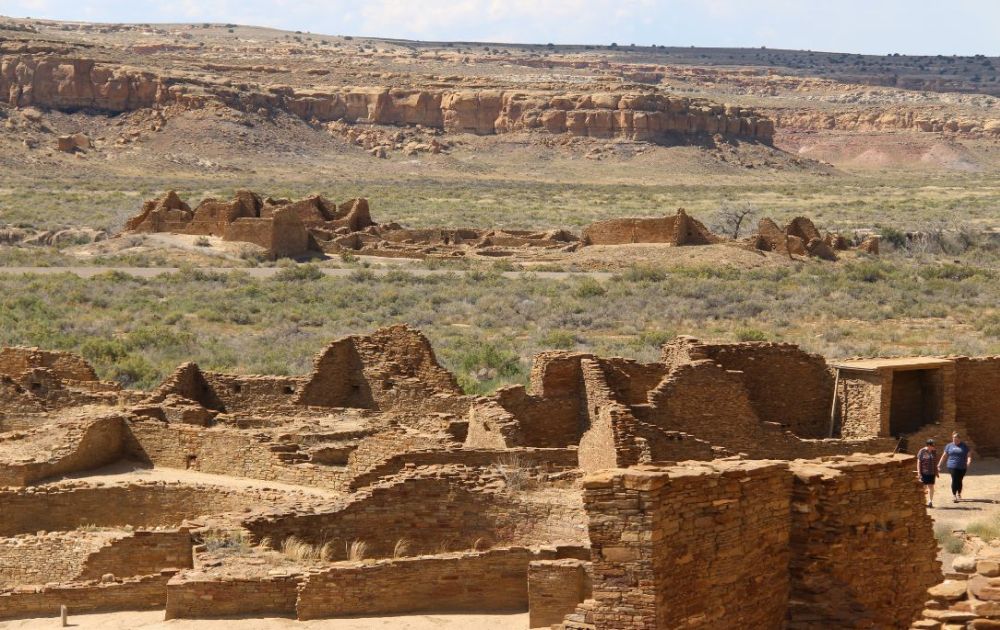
0, 482, 274, 536
244, 467, 587, 557
0, 347, 99, 381
953, 356, 1000, 456
695, 341, 834, 438
77, 530, 193, 581
123, 419, 351, 490
296, 547, 558, 620
297, 325, 467, 414
242, 474, 499, 557
0, 415, 126, 486
0, 532, 107, 588
786, 455, 940, 629
564, 460, 791, 630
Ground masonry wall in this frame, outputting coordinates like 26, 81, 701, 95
786, 455, 940, 629
837, 371, 886, 438
165, 574, 301, 619
582, 216, 677, 246
0, 483, 269, 536
0, 573, 173, 620
77, 530, 193, 581
296, 548, 549, 620
0, 533, 106, 588
0, 415, 126, 487
954, 357, 1000, 455
0, 347, 99, 381
528, 559, 592, 629
564, 460, 791, 630
243, 476, 498, 557
699, 343, 834, 438
124, 419, 350, 490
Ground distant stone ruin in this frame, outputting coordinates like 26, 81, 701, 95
122, 190, 877, 263
3, 326, 991, 626
751, 215, 879, 260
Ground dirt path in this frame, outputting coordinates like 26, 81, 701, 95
0, 610, 529, 629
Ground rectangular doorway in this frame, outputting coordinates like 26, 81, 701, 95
888, 369, 942, 436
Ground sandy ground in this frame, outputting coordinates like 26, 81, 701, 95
0, 610, 529, 629
926, 457, 1000, 568
43, 461, 341, 497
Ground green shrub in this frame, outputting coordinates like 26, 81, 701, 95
274, 264, 324, 282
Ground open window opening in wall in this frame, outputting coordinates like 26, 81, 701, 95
185, 454, 197, 469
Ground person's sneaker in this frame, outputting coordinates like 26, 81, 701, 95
928, 501, 933, 508
954, 496, 960, 503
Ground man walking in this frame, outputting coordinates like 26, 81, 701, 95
916, 439, 939, 507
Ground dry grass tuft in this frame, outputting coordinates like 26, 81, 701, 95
347, 539, 368, 561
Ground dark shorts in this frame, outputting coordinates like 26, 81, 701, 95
920, 473, 937, 485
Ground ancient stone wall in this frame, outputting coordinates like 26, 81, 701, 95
0, 415, 125, 486
0, 572, 173, 620
954, 356, 1000, 456
123, 420, 351, 489
165, 574, 301, 619
0, 347, 99, 381
695, 341, 834, 438
296, 547, 555, 620
244, 467, 587, 556
582, 209, 719, 246
564, 460, 792, 630
528, 558, 592, 629
347, 446, 579, 491
564, 454, 937, 629
297, 325, 467, 414
0, 529, 190, 588
786, 455, 940, 628
0, 482, 274, 536
77, 530, 193, 581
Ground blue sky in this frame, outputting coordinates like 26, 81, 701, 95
2, 0, 998, 56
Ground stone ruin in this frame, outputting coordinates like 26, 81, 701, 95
752, 215, 880, 261
3, 325, 997, 626
122, 191, 878, 263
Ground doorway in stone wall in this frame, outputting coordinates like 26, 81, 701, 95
889, 368, 942, 436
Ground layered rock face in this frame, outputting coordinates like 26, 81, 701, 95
0, 52, 774, 143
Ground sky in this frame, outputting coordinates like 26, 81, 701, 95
2, 0, 998, 56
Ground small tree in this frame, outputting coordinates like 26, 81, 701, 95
713, 202, 759, 240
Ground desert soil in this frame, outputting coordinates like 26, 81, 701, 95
0, 610, 528, 629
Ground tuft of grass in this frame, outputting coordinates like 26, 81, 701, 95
346, 539, 368, 561
492, 453, 535, 494
934, 523, 967, 554
392, 538, 411, 558
966, 515, 1000, 542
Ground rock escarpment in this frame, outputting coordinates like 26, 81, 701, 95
0, 52, 775, 143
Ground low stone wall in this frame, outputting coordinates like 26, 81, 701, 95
0, 529, 190, 588
124, 419, 351, 490
78, 530, 193, 581
0, 572, 173, 620
0, 482, 275, 536
347, 447, 579, 490
165, 573, 301, 619
296, 547, 554, 620
0, 415, 126, 487
528, 559, 592, 629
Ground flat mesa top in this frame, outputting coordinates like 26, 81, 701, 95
830, 357, 954, 372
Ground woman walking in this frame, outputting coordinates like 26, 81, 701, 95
938, 432, 973, 502
916, 439, 939, 507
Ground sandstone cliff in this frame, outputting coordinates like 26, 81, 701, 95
0, 52, 774, 142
